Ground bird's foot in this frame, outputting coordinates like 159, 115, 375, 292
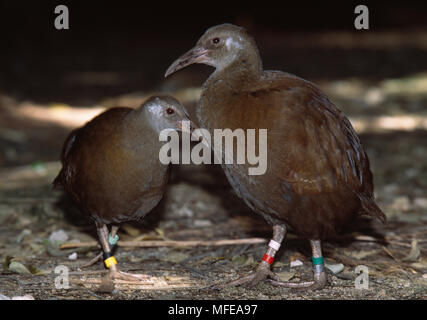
268, 270, 329, 291
79, 232, 119, 268
97, 268, 151, 293
211, 262, 280, 289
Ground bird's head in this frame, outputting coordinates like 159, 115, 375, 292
142, 95, 193, 134
165, 24, 260, 77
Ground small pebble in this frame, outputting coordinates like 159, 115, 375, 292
48, 229, 69, 242
68, 252, 78, 260
325, 263, 345, 274
414, 198, 427, 209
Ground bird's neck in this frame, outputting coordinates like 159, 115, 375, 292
206, 50, 263, 91
123, 111, 162, 146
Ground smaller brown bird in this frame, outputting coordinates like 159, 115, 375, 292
53, 95, 191, 282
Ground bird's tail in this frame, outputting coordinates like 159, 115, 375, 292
52, 170, 64, 190
357, 193, 387, 224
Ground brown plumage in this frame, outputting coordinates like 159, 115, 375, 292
201, 71, 385, 238
165, 24, 385, 290
54, 107, 169, 225
54, 95, 191, 284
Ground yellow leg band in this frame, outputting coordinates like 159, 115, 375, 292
104, 256, 117, 268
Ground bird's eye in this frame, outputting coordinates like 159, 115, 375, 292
212, 37, 220, 44
166, 108, 175, 115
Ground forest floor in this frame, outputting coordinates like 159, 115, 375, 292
0, 30, 426, 300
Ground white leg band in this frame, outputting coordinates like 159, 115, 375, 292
268, 239, 281, 251
314, 264, 324, 274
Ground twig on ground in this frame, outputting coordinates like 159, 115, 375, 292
60, 238, 268, 250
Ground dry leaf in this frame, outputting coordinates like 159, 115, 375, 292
272, 261, 286, 268
232, 255, 246, 266
290, 260, 303, 268
8, 261, 31, 275
277, 270, 296, 282
349, 249, 379, 260
411, 258, 427, 270
402, 240, 420, 262
289, 252, 306, 262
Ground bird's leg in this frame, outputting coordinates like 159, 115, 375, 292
80, 225, 120, 268
213, 225, 286, 289
96, 223, 148, 282
268, 239, 329, 290
109, 225, 120, 245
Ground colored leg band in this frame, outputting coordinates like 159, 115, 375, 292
268, 239, 281, 251
104, 256, 117, 269
312, 256, 324, 265
314, 264, 324, 274
262, 254, 274, 265
109, 234, 119, 246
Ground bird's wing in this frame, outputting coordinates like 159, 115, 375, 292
52, 107, 131, 190
253, 73, 385, 221
271, 85, 369, 194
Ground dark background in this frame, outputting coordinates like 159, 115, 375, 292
1, 1, 427, 103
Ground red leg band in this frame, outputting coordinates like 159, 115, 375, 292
262, 254, 274, 264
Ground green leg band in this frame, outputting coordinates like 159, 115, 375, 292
109, 234, 119, 246
312, 256, 324, 265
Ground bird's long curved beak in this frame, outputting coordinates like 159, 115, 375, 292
165, 47, 210, 78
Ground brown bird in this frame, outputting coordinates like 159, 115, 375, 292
53, 95, 191, 282
165, 24, 386, 290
